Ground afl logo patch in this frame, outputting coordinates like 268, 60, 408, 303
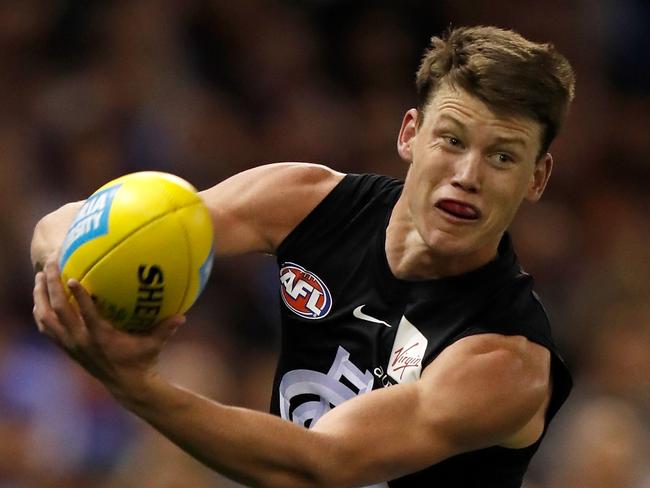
280, 262, 332, 319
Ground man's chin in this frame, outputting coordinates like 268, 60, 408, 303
423, 229, 498, 261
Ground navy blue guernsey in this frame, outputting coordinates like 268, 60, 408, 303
272, 173, 572, 488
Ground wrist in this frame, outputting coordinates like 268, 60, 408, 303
108, 369, 166, 412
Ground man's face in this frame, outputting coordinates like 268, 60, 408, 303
396, 83, 552, 263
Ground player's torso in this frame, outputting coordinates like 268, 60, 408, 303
272, 206, 407, 426
270, 201, 494, 488
269, 174, 553, 487
270, 201, 511, 426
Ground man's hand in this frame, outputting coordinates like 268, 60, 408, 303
32, 259, 185, 403
30, 258, 553, 488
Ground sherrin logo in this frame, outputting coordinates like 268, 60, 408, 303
280, 262, 332, 319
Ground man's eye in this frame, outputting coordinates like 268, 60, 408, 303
495, 153, 513, 164
445, 136, 461, 146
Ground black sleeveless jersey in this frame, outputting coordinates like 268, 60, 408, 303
271, 173, 572, 488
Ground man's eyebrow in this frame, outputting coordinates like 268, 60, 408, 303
491, 136, 527, 148
437, 113, 529, 148
437, 114, 466, 129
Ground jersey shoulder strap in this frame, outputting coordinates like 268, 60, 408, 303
451, 275, 573, 422
277, 173, 402, 256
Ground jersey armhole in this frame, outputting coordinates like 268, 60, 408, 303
276, 173, 398, 257
276, 173, 355, 256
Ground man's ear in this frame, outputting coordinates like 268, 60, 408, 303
526, 152, 553, 202
397, 108, 418, 162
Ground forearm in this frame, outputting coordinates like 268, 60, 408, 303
117, 374, 335, 488
115, 372, 458, 488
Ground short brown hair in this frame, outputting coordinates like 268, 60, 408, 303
416, 26, 575, 156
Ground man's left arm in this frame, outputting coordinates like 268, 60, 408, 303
34, 262, 550, 488
310, 333, 551, 483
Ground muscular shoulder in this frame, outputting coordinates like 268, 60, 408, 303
445, 333, 550, 369
431, 334, 550, 402
419, 333, 551, 451
200, 163, 345, 255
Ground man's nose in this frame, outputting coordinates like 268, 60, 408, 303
451, 151, 482, 193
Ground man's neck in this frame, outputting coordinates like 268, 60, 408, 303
385, 195, 499, 280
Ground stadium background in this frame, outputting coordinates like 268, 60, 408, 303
0, 0, 648, 486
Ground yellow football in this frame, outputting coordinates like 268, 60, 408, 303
58, 171, 214, 332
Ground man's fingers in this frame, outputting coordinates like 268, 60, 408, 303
67, 279, 104, 327
152, 315, 186, 343
32, 272, 68, 342
43, 260, 91, 348
44, 261, 78, 327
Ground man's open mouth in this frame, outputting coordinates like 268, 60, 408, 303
435, 199, 481, 220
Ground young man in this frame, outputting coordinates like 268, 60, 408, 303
31, 26, 575, 487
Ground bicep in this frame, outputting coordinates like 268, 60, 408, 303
419, 334, 551, 452
199, 163, 345, 256
307, 334, 550, 486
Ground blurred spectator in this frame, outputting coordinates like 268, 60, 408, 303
535, 395, 650, 488
1, 0, 648, 485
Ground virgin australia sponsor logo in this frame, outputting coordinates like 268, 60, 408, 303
387, 316, 428, 384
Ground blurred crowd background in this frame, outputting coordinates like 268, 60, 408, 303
1, 0, 648, 487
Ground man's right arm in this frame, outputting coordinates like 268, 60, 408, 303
199, 162, 345, 256
30, 162, 345, 270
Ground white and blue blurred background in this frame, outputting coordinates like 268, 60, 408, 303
0, 1, 648, 486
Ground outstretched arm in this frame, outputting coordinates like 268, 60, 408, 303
198, 162, 344, 255
34, 259, 551, 488
30, 162, 345, 270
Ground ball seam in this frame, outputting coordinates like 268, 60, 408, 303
75, 200, 200, 285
